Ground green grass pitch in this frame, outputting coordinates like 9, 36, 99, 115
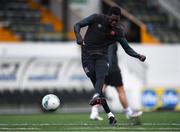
0, 112, 180, 131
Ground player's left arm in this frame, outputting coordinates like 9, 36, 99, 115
74, 14, 97, 45
118, 38, 146, 62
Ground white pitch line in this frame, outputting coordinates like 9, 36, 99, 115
0, 123, 180, 126
0, 127, 40, 130
66, 127, 180, 130
142, 123, 180, 126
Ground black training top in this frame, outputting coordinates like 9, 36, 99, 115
74, 13, 140, 59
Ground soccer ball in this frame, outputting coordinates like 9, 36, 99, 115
42, 94, 60, 111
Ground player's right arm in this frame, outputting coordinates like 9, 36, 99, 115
74, 14, 97, 45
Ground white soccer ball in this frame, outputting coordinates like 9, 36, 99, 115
42, 94, 60, 111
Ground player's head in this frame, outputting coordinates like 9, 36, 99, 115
107, 6, 121, 27
108, 6, 121, 16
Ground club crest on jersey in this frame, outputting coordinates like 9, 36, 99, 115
98, 24, 102, 28
110, 30, 116, 36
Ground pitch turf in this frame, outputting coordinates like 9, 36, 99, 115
0, 112, 180, 131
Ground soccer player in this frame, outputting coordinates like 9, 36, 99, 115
90, 43, 143, 121
74, 6, 146, 125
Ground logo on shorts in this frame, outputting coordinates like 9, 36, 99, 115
84, 67, 89, 74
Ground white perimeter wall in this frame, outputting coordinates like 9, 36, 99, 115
132, 45, 180, 88
0, 42, 180, 89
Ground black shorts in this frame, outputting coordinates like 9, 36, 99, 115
105, 70, 123, 87
81, 54, 108, 79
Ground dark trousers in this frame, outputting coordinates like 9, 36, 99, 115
82, 53, 111, 114
82, 54, 108, 97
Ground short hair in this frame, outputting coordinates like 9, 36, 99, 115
108, 6, 121, 16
